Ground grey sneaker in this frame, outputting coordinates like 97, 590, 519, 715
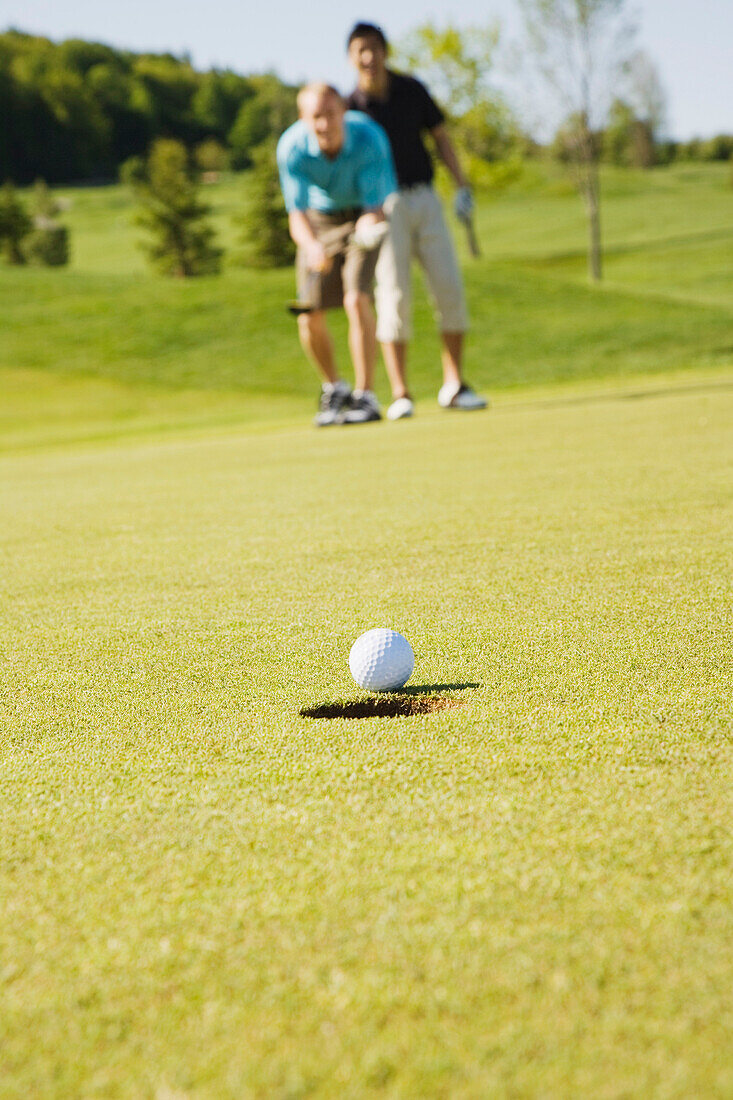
437, 381, 488, 410
342, 390, 382, 424
314, 381, 351, 426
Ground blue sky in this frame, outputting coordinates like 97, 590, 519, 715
2, 0, 731, 139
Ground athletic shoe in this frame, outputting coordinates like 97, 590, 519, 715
437, 381, 488, 410
314, 381, 351, 426
387, 395, 414, 420
342, 390, 382, 424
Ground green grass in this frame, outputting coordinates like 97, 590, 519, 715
2, 390, 732, 1097
1, 163, 732, 1096
2, 162, 731, 454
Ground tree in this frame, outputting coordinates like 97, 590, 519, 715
0, 181, 32, 263
228, 75, 298, 169
602, 98, 654, 168
25, 179, 70, 265
195, 138, 230, 177
123, 138, 222, 276
393, 22, 520, 169
625, 49, 665, 143
234, 139, 293, 268
519, 0, 636, 281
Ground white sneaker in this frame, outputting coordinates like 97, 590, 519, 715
438, 381, 488, 410
387, 396, 414, 420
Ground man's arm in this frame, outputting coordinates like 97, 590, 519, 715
287, 211, 330, 272
430, 124, 469, 189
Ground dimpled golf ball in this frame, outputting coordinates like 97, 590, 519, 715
349, 628, 414, 692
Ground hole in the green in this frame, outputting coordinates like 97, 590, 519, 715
300, 695, 468, 720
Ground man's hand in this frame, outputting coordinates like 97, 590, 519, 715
303, 238, 331, 273
454, 186, 474, 223
353, 211, 388, 251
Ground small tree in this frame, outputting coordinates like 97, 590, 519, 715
234, 140, 293, 268
26, 179, 70, 266
194, 138, 230, 178
0, 182, 32, 264
33, 179, 62, 219
124, 138, 223, 277
519, 0, 637, 281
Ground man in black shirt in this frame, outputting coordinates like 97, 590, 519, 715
347, 22, 487, 418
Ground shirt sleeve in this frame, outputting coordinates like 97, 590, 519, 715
416, 78, 445, 130
356, 123, 398, 208
276, 138, 310, 212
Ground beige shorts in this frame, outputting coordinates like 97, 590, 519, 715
375, 185, 468, 342
296, 209, 378, 311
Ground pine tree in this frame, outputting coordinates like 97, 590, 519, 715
125, 138, 223, 276
235, 140, 294, 269
0, 182, 32, 264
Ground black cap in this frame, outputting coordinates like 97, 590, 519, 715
347, 22, 388, 50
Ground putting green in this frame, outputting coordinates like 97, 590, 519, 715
1, 377, 731, 1097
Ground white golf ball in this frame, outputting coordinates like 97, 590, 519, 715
349, 628, 414, 692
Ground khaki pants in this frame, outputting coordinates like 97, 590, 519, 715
375, 184, 469, 343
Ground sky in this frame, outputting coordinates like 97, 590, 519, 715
1, 0, 731, 140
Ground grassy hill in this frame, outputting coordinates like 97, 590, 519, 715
1, 162, 731, 449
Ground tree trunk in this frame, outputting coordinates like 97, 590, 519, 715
582, 164, 602, 282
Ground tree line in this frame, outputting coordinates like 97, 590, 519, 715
0, 29, 298, 184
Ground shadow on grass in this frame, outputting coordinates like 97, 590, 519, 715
299, 683, 478, 721
498, 377, 733, 414
395, 682, 480, 695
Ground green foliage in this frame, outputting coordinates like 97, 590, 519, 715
395, 21, 500, 119
0, 181, 32, 262
26, 224, 69, 266
33, 177, 60, 218
228, 75, 297, 169
23, 178, 71, 266
234, 140, 294, 268
393, 21, 522, 167
0, 30, 289, 184
194, 138, 230, 175
126, 138, 222, 276
603, 99, 655, 167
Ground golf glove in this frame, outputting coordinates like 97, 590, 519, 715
454, 186, 474, 222
353, 220, 389, 251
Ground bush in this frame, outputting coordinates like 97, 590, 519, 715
125, 138, 223, 276
26, 223, 70, 265
0, 182, 32, 263
234, 140, 293, 269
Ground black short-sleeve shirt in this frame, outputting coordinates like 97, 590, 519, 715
347, 70, 444, 188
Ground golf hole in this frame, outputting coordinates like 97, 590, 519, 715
300, 696, 466, 720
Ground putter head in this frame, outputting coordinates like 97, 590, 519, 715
286, 300, 314, 316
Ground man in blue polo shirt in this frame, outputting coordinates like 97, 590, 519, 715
277, 83, 397, 425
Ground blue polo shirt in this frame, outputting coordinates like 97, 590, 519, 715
277, 111, 397, 213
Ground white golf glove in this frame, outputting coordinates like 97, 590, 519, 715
454, 186, 474, 222
353, 220, 389, 251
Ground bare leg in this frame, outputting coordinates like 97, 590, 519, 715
441, 331, 464, 388
297, 311, 340, 385
343, 291, 377, 392
380, 340, 410, 399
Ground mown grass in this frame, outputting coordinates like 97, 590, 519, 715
1, 162, 732, 1097
1, 388, 731, 1098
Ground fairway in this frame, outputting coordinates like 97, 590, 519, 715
2, 380, 732, 1097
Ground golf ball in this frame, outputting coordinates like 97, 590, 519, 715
349, 628, 414, 691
